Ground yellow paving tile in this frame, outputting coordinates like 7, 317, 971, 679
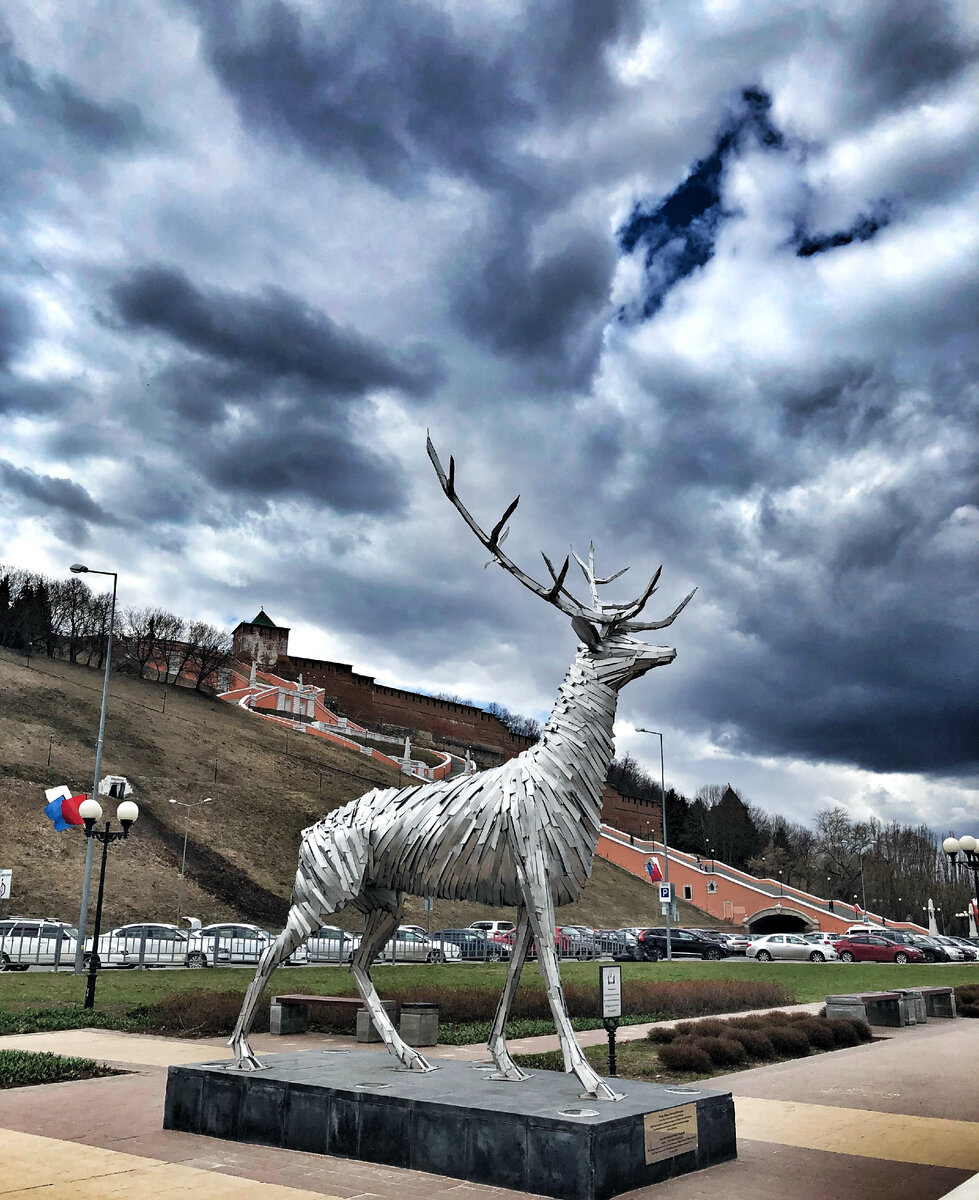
734, 1096, 979, 1171
0, 1030, 236, 1067
0, 1129, 343, 1199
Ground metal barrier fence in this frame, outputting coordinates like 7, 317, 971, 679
0, 923, 632, 970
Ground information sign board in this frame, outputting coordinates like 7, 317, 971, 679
0, 870, 11, 900
658, 883, 673, 903
600, 964, 622, 1018
643, 1103, 699, 1164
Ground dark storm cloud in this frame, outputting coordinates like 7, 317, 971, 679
0, 460, 121, 543
190, 0, 641, 196
0, 37, 149, 152
845, 0, 978, 117
452, 215, 616, 387
111, 265, 442, 399
618, 89, 786, 320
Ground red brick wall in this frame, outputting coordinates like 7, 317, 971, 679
600, 785, 663, 839
279, 655, 534, 759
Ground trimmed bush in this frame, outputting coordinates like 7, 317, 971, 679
850, 1018, 872, 1043
791, 1017, 837, 1050
766, 1025, 810, 1056
672, 1018, 730, 1039
727, 1028, 775, 1060
825, 1018, 860, 1047
658, 1040, 713, 1073
955, 985, 979, 1016
645, 1025, 680, 1044
694, 1036, 747, 1067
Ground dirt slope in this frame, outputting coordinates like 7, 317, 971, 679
0, 648, 718, 934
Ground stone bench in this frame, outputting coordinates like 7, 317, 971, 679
270, 994, 399, 1042
826, 986, 957, 1027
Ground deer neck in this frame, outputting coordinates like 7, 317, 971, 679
529, 647, 618, 812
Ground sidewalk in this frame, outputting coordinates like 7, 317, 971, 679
0, 1013, 976, 1199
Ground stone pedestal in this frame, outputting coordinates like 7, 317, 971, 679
270, 1002, 309, 1036
356, 1000, 398, 1043
163, 1051, 736, 1200
400, 1002, 438, 1046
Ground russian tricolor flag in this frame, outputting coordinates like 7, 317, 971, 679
645, 857, 664, 883
44, 785, 87, 831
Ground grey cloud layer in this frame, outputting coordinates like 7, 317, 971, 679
0, 0, 976, 811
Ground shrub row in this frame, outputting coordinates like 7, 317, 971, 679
0, 1049, 119, 1089
955, 984, 979, 1018
651, 1011, 871, 1074
129, 977, 794, 1038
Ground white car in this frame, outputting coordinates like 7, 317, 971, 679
747, 933, 839, 962
307, 926, 361, 964
185, 923, 308, 968
93, 923, 190, 968
379, 927, 462, 963
0, 918, 79, 970
469, 920, 516, 940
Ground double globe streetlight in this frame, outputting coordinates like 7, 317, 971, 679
78, 796, 138, 1009
943, 835, 979, 932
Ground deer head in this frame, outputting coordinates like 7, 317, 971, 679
428, 436, 696, 690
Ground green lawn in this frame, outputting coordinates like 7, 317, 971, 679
1, 959, 975, 1013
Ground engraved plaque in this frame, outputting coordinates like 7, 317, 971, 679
643, 1103, 699, 1165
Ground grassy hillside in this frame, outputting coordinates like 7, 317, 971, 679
0, 647, 718, 933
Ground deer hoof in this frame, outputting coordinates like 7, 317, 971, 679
403, 1051, 438, 1073
579, 1078, 625, 1102
490, 1065, 531, 1082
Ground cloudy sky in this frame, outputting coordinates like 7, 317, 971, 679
2, 0, 977, 832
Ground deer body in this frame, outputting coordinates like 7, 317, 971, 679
228, 441, 693, 1102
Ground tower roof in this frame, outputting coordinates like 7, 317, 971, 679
250, 609, 277, 628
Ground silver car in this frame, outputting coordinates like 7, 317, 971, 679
747, 933, 839, 962
186, 923, 308, 968
379, 927, 462, 963
94, 923, 190, 968
307, 926, 361, 964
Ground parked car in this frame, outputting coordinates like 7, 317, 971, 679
431, 928, 509, 961
834, 935, 924, 963
379, 927, 461, 963
469, 920, 516, 941
907, 934, 958, 963
94, 923, 190, 968
747, 933, 839, 962
185, 923, 308, 968
717, 932, 751, 954
306, 926, 361, 964
556, 926, 601, 959
637, 928, 729, 960
932, 936, 969, 962
0, 918, 79, 970
609, 929, 641, 961
945, 936, 979, 960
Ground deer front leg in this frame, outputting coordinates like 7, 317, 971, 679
350, 907, 438, 1073
487, 908, 533, 1081
519, 851, 624, 1102
229, 909, 308, 1070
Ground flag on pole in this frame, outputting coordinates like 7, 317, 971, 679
645, 857, 664, 883
44, 785, 87, 831
853, 901, 861, 916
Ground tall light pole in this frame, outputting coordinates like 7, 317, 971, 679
637, 728, 672, 961
78, 796, 138, 1007
169, 797, 213, 918
859, 840, 876, 921
69, 564, 117, 974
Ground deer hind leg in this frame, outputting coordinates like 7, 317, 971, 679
486, 908, 533, 1081
350, 901, 438, 1073
519, 849, 624, 1102
228, 903, 312, 1070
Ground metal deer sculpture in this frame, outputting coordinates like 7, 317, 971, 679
229, 438, 695, 1101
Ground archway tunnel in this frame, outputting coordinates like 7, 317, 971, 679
745, 907, 817, 935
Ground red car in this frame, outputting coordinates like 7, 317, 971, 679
833, 934, 924, 963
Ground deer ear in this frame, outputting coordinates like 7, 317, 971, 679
571, 615, 601, 650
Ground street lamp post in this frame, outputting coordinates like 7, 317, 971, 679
69, 564, 118, 974
859, 841, 876, 921
637, 728, 672, 961
943, 837, 979, 931
169, 797, 213, 918
78, 797, 138, 1008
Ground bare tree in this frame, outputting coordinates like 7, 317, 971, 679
185, 621, 232, 691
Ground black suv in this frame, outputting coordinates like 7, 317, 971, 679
636, 928, 730, 961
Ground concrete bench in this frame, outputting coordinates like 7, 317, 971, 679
911, 985, 957, 1019
826, 991, 911, 1027
270, 994, 399, 1041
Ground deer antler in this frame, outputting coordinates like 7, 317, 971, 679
428, 434, 696, 631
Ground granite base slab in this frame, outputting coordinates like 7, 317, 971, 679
163, 1050, 736, 1200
